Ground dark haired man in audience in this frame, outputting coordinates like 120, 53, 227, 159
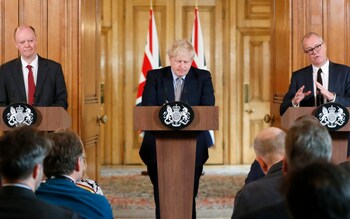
231, 127, 286, 219
36, 130, 113, 219
285, 161, 350, 219
0, 126, 81, 219
240, 116, 332, 219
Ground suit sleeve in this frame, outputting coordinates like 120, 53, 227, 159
0, 65, 7, 106
141, 70, 159, 106
280, 73, 298, 116
200, 71, 215, 106
332, 65, 350, 107
52, 64, 68, 109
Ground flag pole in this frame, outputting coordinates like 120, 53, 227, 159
195, 0, 198, 9
150, 0, 153, 10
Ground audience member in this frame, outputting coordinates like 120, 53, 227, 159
0, 126, 81, 218
285, 161, 350, 219
36, 130, 113, 219
231, 127, 286, 219
239, 116, 332, 219
243, 159, 265, 185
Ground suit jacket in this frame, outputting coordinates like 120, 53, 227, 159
280, 61, 350, 115
239, 201, 291, 219
0, 186, 81, 219
36, 178, 113, 219
232, 161, 284, 219
139, 66, 215, 167
0, 55, 68, 109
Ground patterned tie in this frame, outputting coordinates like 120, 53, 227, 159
316, 68, 324, 106
27, 65, 36, 105
175, 77, 183, 101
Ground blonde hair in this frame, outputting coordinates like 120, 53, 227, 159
167, 39, 195, 59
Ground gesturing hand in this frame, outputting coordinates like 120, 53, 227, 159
315, 81, 335, 101
292, 85, 312, 105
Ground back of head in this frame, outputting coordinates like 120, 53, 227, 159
253, 127, 286, 158
285, 116, 332, 171
44, 130, 84, 178
0, 126, 50, 181
285, 161, 350, 219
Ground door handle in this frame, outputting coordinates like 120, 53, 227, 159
264, 114, 275, 123
97, 114, 108, 125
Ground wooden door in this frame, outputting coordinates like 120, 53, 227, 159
81, 0, 102, 181
236, 1, 272, 163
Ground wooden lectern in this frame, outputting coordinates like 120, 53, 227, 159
0, 107, 71, 131
281, 107, 350, 164
134, 106, 218, 219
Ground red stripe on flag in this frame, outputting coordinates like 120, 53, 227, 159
194, 8, 199, 53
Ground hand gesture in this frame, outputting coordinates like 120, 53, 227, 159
292, 85, 312, 105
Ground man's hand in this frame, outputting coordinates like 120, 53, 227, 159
315, 81, 335, 101
292, 85, 312, 105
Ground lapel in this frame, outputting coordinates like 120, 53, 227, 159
304, 65, 315, 95
36, 56, 47, 97
11, 58, 27, 100
163, 67, 175, 102
328, 62, 336, 91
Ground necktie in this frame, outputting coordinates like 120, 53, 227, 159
175, 77, 183, 101
27, 65, 36, 105
316, 68, 324, 106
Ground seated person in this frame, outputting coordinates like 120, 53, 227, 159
36, 130, 113, 219
232, 127, 286, 219
0, 126, 80, 219
285, 161, 350, 219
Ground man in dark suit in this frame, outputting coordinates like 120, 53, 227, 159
0, 25, 68, 109
280, 32, 350, 116
231, 127, 286, 219
139, 39, 215, 219
239, 116, 332, 219
0, 126, 81, 219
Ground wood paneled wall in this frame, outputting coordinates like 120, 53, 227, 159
0, 0, 102, 180
0, 0, 80, 131
271, 0, 350, 128
100, 0, 271, 165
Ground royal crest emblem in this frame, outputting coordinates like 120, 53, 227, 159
2, 103, 38, 128
159, 102, 194, 129
314, 102, 349, 131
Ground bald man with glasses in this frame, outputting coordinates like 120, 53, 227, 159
280, 32, 350, 115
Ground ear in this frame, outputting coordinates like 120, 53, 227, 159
32, 164, 41, 180
256, 157, 268, 174
75, 157, 81, 172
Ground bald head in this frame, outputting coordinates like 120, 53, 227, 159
253, 127, 286, 157
14, 25, 38, 63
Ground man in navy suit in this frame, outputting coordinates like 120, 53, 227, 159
0, 126, 81, 219
139, 39, 215, 219
280, 32, 350, 116
0, 25, 68, 109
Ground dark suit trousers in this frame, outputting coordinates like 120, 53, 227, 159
147, 163, 203, 219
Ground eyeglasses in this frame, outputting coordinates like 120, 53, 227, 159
304, 42, 324, 55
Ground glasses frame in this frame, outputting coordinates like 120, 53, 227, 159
304, 42, 324, 55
